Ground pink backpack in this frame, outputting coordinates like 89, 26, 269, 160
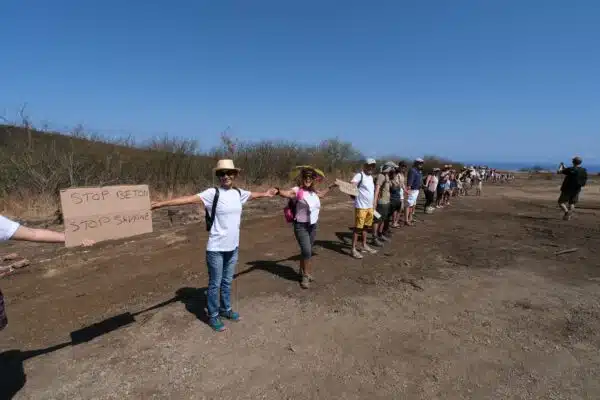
284, 189, 304, 223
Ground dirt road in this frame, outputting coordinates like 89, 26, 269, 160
1, 176, 600, 399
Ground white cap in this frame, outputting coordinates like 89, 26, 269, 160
415, 157, 424, 163
364, 158, 376, 165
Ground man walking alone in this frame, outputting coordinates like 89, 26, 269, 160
557, 156, 588, 220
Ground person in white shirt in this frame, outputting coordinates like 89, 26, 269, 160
151, 159, 277, 332
349, 158, 378, 259
1, 215, 94, 331
276, 166, 337, 289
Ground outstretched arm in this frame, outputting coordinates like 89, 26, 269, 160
11, 226, 94, 246
277, 188, 297, 200
249, 188, 278, 201
317, 183, 337, 198
12, 226, 65, 243
151, 195, 203, 210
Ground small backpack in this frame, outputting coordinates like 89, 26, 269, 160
205, 187, 241, 231
284, 188, 305, 223
576, 167, 588, 188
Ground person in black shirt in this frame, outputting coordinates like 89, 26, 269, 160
557, 156, 588, 220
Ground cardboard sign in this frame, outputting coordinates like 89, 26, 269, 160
60, 185, 152, 247
335, 179, 358, 197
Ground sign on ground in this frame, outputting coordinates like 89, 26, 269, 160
60, 185, 152, 247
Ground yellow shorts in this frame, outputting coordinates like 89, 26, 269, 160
355, 208, 374, 229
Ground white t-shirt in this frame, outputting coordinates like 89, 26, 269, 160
0, 216, 20, 241
292, 187, 321, 225
351, 172, 375, 209
198, 187, 251, 252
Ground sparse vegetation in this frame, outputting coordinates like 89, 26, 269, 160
0, 119, 461, 218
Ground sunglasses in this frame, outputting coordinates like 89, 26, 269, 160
216, 170, 237, 177
302, 173, 317, 179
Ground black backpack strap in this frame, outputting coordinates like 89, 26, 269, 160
205, 187, 220, 231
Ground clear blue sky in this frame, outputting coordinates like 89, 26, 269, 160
2, 0, 599, 164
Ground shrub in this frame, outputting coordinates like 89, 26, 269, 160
0, 122, 461, 218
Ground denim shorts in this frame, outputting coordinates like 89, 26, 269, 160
293, 222, 317, 260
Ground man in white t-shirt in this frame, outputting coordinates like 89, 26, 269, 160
349, 158, 378, 259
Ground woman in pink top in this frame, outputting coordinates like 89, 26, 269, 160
277, 166, 336, 289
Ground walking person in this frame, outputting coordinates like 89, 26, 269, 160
276, 166, 337, 289
424, 168, 439, 213
0, 215, 94, 331
350, 158, 378, 259
405, 158, 424, 226
151, 159, 277, 332
557, 156, 588, 220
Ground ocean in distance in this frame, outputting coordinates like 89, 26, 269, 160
463, 161, 600, 173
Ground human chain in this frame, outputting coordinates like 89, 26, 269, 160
0, 156, 587, 333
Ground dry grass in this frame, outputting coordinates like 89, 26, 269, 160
1, 122, 461, 219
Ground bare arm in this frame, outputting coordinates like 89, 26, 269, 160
11, 226, 66, 243
316, 183, 337, 198
277, 189, 297, 200
373, 184, 381, 206
249, 188, 278, 201
151, 195, 203, 210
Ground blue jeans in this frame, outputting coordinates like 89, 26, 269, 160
206, 248, 239, 320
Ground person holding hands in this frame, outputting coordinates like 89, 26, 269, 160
151, 159, 277, 332
276, 166, 337, 289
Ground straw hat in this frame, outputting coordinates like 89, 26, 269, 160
289, 165, 326, 181
213, 159, 241, 172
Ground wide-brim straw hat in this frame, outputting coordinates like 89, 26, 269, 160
213, 159, 241, 172
289, 165, 326, 181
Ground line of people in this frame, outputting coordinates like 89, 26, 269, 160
1, 158, 487, 333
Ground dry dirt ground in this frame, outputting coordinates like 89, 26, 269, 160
1, 175, 600, 399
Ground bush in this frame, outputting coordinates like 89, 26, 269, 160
0, 123, 460, 218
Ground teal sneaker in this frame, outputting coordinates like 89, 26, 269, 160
219, 310, 241, 322
209, 317, 226, 332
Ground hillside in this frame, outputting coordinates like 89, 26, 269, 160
1, 124, 460, 218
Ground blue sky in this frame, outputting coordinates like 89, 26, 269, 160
1, 0, 599, 164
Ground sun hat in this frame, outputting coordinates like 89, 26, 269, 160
289, 165, 326, 181
364, 158, 377, 165
213, 159, 241, 172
